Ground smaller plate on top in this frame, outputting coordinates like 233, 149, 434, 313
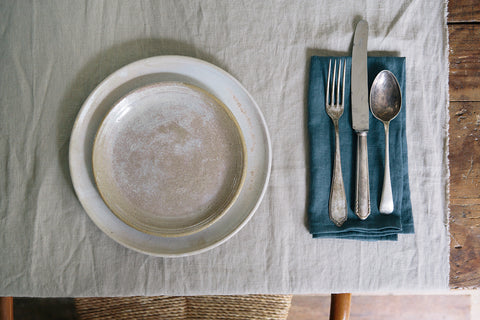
92, 82, 246, 237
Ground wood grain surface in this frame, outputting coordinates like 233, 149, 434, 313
288, 295, 471, 320
449, 0, 480, 289
448, 0, 480, 22
449, 24, 480, 101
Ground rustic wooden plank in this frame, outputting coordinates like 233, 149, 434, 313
449, 102, 480, 200
449, 24, 480, 101
450, 203, 480, 288
449, 101, 480, 288
448, 0, 480, 290
288, 295, 471, 320
448, 0, 480, 23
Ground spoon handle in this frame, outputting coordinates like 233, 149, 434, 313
329, 120, 348, 227
380, 122, 394, 214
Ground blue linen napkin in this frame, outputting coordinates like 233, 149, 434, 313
307, 56, 414, 240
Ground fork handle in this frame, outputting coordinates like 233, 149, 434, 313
355, 132, 370, 220
329, 121, 348, 227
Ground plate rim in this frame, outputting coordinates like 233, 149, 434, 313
69, 55, 272, 257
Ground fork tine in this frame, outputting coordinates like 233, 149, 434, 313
342, 59, 346, 105
336, 60, 341, 106
331, 60, 337, 106
326, 60, 331, 106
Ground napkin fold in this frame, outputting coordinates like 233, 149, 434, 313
307, 56, 414, 240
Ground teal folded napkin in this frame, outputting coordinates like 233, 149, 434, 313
307, 56, 414, 240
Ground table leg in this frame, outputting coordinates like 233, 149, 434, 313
329, 293, 351, 320
0, 297, 13, 320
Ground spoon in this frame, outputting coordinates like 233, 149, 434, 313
369, 70, 402, 214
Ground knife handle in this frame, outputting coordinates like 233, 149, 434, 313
355, 132, 370, 220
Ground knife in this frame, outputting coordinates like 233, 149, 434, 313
351, 20, 370, 220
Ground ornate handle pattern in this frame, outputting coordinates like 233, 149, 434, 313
329, 120, 348, 227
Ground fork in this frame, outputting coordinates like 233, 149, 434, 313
325, 59, 348, 227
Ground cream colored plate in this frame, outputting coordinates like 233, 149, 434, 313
69, 55, 271, 257
92, 82, 246, 237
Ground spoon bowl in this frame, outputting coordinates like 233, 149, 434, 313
370, 70, 402, 214
370, 71, 402, 122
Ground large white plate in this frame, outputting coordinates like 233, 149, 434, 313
69, 56, 271, 257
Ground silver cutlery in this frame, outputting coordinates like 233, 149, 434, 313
351, 20, 370, 220
325, 59, 348, 227
370, 70, 402, 214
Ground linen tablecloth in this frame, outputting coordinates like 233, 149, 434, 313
0, 0, 450, 296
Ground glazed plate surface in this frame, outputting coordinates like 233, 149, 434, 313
92, 82, 246, 237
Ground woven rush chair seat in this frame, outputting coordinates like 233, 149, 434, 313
74, 295, 293, 320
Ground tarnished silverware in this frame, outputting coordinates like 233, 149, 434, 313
351, 19, 370, 220
370, 70, 402, 214
325, 59, 348, 227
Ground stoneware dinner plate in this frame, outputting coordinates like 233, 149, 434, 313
69, 56, 271, 257
92, 82, 246, 237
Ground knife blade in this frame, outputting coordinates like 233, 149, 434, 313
351, 20, 370, 220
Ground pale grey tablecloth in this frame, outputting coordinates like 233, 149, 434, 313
0, 0, 450, 296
